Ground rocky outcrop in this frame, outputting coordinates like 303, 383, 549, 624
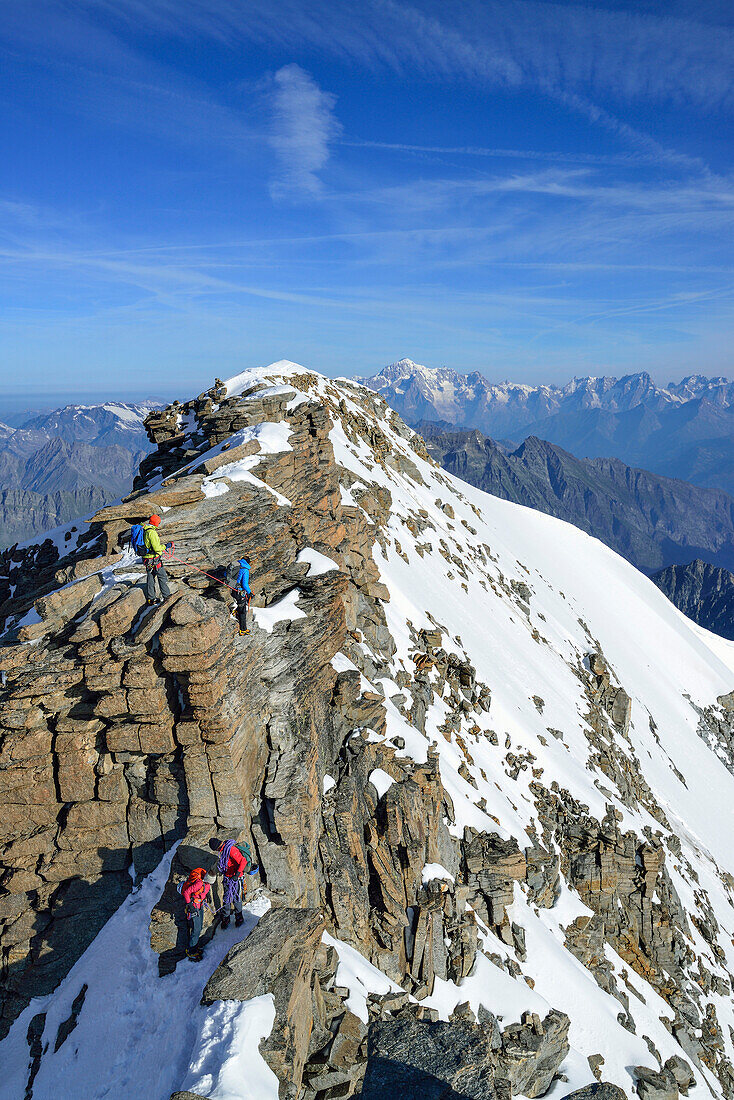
691, 691, 734, 779
360, 1000, 569, 1100
562, 1087, 627, 1100
202, 908, 325, 1098
0, 381, 373, 1033
652, 560, 734, 641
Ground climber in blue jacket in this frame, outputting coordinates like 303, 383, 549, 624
233, 557, 251, 636
236, 558, 251, 597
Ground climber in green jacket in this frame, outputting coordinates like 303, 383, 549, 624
143, 514, 172, 605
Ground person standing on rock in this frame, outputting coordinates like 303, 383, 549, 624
226, 556, 252, 636
180, 868, 216, 962
143, 514, 172, 605
209, 837, 258, 928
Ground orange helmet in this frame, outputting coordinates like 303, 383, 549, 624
149, 514, 161, 526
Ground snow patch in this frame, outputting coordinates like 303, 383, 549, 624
296, 547, 339, 576
421, 863, 455, 885
323, 933, 402, 1024
368, 768, 394, 799
182, 994, 279, 1100
251, 589, 307, 634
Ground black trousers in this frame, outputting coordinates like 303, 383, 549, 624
235, 592, 249, 631
187, 906, 203, 948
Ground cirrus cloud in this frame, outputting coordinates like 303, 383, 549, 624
268, 63, 341, 198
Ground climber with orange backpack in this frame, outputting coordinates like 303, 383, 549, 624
142, 514, 173, 605
179, 867, 216, 962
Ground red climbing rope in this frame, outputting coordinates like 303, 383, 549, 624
165, 549, 241, 594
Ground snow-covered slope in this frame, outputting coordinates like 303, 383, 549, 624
3, 361, 734, 1100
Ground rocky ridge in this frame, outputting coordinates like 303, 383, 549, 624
2, 362, 734, 1099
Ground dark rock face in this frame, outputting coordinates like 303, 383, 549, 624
361, 1014, 504, 1100
360, 1004, 569, 1100
420, 427, 734, 577
561, 1085, 627, 1100
652, 560, 734, 640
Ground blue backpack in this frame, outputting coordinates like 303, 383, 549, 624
129, 524, 146, 556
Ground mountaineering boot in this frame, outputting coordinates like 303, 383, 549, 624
234, 912, 244, 928
239, 629, 250, 636
220, 914, 230, 930
146, 599, 157, 606
186, 947, 203, 962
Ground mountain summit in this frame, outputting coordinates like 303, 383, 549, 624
2, 363, 734, 1099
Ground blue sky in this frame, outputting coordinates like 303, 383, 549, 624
0, 0, 732, 397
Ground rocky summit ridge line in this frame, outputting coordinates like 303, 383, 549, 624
2, 362, 734, 1099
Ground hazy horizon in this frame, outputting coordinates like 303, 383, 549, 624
1, 358, 730, 427
0, 0, 731, 393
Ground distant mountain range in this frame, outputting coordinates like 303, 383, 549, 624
420, 423, 734, 576
364, 359, 734, 495
17, 400, 156, 448
0, 401, 156, 547
652, 560, 734, 641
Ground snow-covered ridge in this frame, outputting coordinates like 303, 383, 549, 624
4, 359, 734, 1100
189, 363, 734, 1092
19, 400, 159, 432
223, 360, 734, 1096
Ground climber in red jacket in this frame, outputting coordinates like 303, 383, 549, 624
180, 868, 215, 962
209, 837, 258, 929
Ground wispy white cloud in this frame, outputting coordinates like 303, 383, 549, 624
340, 140, 658, 167
87, 0, 734, 113
268, 64, 340, 198
1, 1, 732, 384
65, 0, 732, 185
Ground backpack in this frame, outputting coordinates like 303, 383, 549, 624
129, 524, 146, 556
176, 867, 205, 895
